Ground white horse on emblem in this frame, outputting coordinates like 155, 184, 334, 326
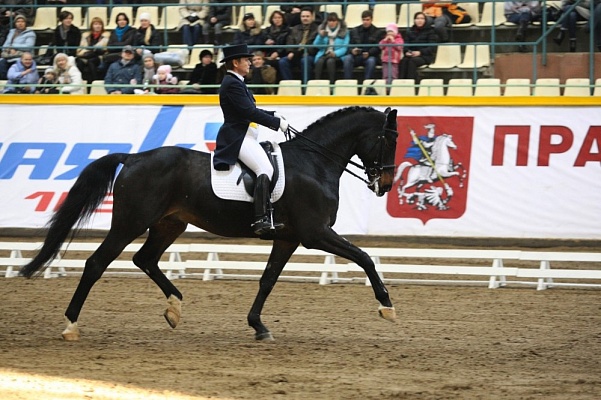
394, 134, 461, 203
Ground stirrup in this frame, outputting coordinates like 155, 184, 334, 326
252, 217, 284, 235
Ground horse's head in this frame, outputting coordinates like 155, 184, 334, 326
362, 107, 398, 197
441, 134, 457, 149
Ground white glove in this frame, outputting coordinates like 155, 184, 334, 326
279, 116, 289, 133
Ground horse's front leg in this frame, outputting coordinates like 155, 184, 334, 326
303, 228, 396, 322
248, 239, 299, 341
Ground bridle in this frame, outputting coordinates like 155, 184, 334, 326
285, 117, 397, 191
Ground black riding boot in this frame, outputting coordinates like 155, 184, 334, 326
252, 174, 284, 235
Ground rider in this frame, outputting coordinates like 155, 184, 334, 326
405, 123, 437, 182
213, 44, 288, 235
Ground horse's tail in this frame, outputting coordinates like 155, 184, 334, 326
393, 161, 413, 184
19, 153, 129, 278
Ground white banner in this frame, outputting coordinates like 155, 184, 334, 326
0, 104, 599, 239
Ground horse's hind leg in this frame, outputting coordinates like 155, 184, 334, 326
63, 228, 144, 341
247, 239, 299, 341
132, 218, 187, 329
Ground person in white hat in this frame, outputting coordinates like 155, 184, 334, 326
134, 11, 161, 56
213, 44, 289, 235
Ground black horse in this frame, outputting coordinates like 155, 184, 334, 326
20, 106, 399, 341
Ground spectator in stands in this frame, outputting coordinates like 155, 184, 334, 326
134, 12, 161, 57
282, 3, 322, 28
140, 53, 157, 91
104, 45, 142, 94
100, 12, 136, 75
35, 67, 59, 94
0, 0, 35, 30
53, 10, 81, 58
178, 0, 209, 48
398, 12, 437, 82
246, 50, 276, 94
52, 52, 84, 94
279, 7, 318, 84
233, 13, 264, 48
3, 50, 37, 93
186, 48, 218, 93
152, 64, 180, 94
595, 1, 601, 51
504, 1, 541, 52
262, 9, 290, 76
0, 14, 34, 80
313, 12, 349, 85
75, 16, 107, 84
379, 23, 404, 86
554, 0, 594, 52
342, 10, 383, 83
421, 1, 471, 43
203, 0, 231, 46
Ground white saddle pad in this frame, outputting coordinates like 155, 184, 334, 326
210, 142, 285, 203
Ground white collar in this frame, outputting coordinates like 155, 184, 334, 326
227, 70, 244, 81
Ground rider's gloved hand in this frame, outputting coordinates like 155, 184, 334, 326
278, 115, 289, 133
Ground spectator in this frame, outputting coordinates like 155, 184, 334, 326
140, 52, 157, 91
313, 12, 349, 85
421, 0, 472, 43
282, 3, 322, 28
398, 12, 437, 82
75, 16, 107, 84
0, 14, 34, 79
279, 7, 318, 84
100, 12, 136, 74
233, 13, 264, 47
187, 48, 218, 93
36, 67, 59, 94
0, 0, 34, 29
134, 12, 161, 56
379, 23, 404, 86
3, 50, 37, 93
203, 0, 231, 46
262, 9, 290, 73
343, 10, 383, 83
178, 0, 209, 48
504, 1, 541, 52
554, 0, 594, 52
53, 10, 81, 58
52, 52, 84, 94
104, 45, 142, 94
246, 50, 276, 94
152, 64, 180, 94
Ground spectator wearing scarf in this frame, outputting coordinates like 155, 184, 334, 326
134, 12, 161, 55
53, 10, 82, 57
313, 12, 349, 85
101, 12, 136, 72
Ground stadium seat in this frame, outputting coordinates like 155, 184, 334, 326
446, 79, 473, 96
372, 3, 397, 28
333, 79, 359, 96
389, 79, 416, 96
457, 45, 490, 69
417, 79, 444, 96
533, 78, 561, 97
106, 7, 134, 30
397, 3, 422, 29
32, 7, 57, 31
136, 6, 160, 27
474, 78, 502, 96
319, 4, 343, 21
183, 45, 214, 69
61, 7, 83, 29
563, 78, 591, 96
277, 80, 302, 96
361, 79, 386, 96
594, 78, 601, 96
0, 80, 6, 92
454, 3, 478, 28
89, 80, 106, 95
428, 44, 462, 69
158, 6, 181, 30
345, 4, 369, 28
305, 80, 330, 96
503, 78, 531, 96
476, 2, 506, 27
226, 5, 262, 30
85, 7, 108, 27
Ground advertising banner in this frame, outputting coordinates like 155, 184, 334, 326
0, 104, 599, 239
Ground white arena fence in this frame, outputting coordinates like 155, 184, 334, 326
1, 242, 600, 291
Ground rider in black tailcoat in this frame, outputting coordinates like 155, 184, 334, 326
213, 43, 288, 235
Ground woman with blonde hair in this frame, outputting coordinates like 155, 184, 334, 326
75, 17, 108, 84
53, 52, 84, 94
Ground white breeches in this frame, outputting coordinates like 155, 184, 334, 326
238, 125, 273, 179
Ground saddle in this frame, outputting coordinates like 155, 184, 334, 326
237, 142, 279, 196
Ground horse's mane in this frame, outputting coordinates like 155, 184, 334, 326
296, 106, 379, 138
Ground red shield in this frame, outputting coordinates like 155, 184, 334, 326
386, 116, 473, 224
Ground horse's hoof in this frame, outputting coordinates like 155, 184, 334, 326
378, 306, 397, 322
164, 295, 182, 329
255, 331, 275, 341
61, 320, 80, 341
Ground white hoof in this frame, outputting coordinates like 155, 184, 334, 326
164, 295, 182, 329
378, 305, 397, 322
62, 318, 80, 341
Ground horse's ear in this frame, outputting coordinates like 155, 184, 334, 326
384, 107, 391, 115
387, 108, 398, 121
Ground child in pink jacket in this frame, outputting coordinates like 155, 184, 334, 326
379, 23, 404, 85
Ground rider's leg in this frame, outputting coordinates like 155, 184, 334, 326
238, 133, 284, 234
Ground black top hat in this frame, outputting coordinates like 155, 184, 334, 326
220, 44, 254, 63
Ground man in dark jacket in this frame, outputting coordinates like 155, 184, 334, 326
203, 0, 231, 45
342, 10, 384, 81
104, 45, 142, 94
278, 6, 318, 83
214, 44, 288, 235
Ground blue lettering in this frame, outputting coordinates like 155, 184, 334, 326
0, 143, 66, 179
54, 143, 133, 180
